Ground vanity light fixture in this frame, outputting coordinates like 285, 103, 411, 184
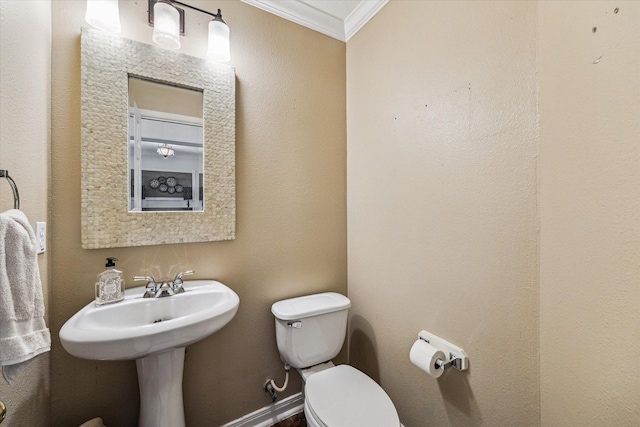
148, 0, 231, 62
157, 144, 175, 158
85, 0, 122, 33
84, 0, 230, 62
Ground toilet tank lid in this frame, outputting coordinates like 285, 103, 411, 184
271, 292, 351, 320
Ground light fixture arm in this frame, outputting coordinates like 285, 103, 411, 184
170, 1, 222, 20
148, 0, 225, 30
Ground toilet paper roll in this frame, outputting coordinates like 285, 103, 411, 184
410, 339, 446, 378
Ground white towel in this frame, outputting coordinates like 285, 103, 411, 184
0, 209, 50, 385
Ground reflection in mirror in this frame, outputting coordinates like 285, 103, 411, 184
128, 77, 204, 212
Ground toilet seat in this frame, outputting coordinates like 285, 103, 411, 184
304, 365, 400, 427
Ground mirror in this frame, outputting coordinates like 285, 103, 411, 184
128, 77, 204, 212
81, 28, 235, 249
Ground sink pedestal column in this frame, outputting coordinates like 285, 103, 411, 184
136, 347, 186, 427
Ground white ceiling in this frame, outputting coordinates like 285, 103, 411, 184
241, 0, 389, 42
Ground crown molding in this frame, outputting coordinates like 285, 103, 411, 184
241, 0, 388, 42
242, 0, 345, 41
345, 0, 389, 41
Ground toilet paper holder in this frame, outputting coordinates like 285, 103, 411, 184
417, 330, 469, 371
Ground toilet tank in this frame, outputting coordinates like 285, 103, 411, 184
271, 292, 351, 369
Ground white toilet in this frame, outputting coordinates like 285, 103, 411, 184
271, 292, 401, 427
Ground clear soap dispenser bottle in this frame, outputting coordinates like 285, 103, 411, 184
95, 257, 125, 305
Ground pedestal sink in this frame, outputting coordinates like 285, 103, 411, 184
60, 280, 239, 427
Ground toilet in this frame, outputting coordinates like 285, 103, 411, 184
271, 292, 401, 427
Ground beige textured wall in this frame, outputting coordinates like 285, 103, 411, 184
346, 2, 539, 426
128, 77, 203, 118
5, 0, 636, 425
50, 1, 345, 426
538, 2, 640, 426
0, 1, 51, 426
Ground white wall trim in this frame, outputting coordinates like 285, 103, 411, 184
344, 0, 389, 42
241, 0, 345, 41
219, 392, 304, 427
241, 0, 388, 42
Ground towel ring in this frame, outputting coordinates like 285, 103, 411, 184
0, 170, 20, 210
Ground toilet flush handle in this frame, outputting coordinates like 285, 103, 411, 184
287, 321, 302, 329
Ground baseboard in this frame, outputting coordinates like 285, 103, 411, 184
219, 392, 304, 427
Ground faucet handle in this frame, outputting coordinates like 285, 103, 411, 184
173, 270, 194, 282
134, 276, 158, 298
133, 276, 157, 286
171, 271, 193, 294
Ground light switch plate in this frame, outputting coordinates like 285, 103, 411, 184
36, 222, 46, 254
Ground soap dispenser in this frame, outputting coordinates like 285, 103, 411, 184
95, 257, 125, 306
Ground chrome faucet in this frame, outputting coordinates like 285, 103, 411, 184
171, 270, 194, 294
134, 276, 158, 298
134, 271, 194, 298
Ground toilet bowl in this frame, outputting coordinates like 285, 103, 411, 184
271, 293, 401, 427
303, 364, 400, 427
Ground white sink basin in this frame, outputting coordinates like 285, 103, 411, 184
60, 280, 239, 360
60, 279, 239, 427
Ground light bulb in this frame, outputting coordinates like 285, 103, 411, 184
207, 11, 230, 62
85, 0, 121, 33
153, 1, 181, 50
